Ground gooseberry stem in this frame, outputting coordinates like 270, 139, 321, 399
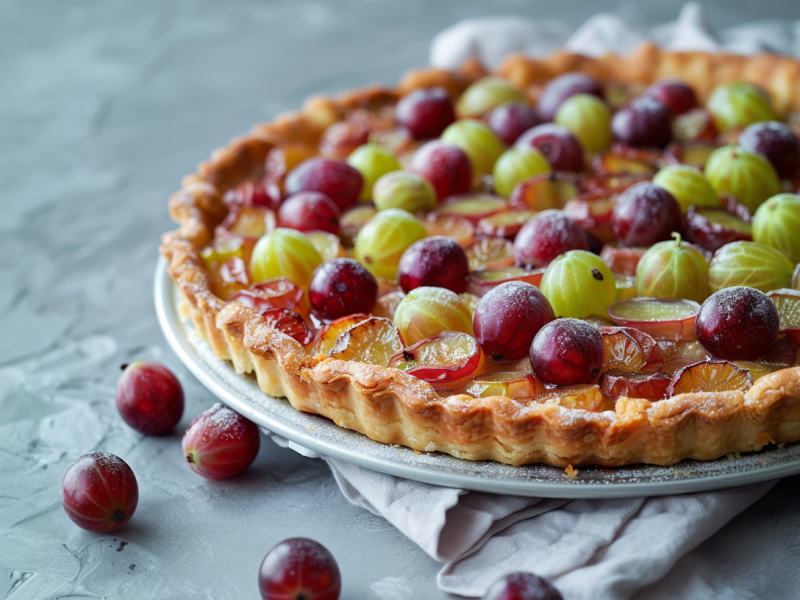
671, 231, 682, 247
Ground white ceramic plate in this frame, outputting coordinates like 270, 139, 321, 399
154, 257, 800, 498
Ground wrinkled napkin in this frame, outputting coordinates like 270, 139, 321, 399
278, 4, 800, 598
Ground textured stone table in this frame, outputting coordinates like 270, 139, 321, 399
3, 1, 800, 599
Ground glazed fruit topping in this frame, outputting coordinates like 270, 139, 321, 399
539, 250, 616, 320
592, 151, 656, 177
329, 317, 404, 367
393, 286, 473, 346
599, 328, 647, 373
538, 72, 604, 122
476, 209, 538, 240
695, 287, 779, 361
530, 384, 606, 412
608, 297, 700, 342
468, 267, 546, 297
307, 231, 344, 263
389, 331, 485, 389
685, 207, 752, 252
671, 109, 717, 144
182, 403, 260, 479
439, 193, 509, 224
258, 538, 341, 600
116, 361, 184, 436
309, 257, 378, 321
600, 369, 671, 401
221, 205, 277, 240
410, 140, 472, 201
262, 308, 313, 346
285, 157, 364, 212
530, 318, 605, 386
226, 178, 281, 210
766, 289, 800, 347
473, 281, 555, 362
314, 313, 369, 355
600, 245, 645, 276
612, 182, 681, 247
515, 124, 585, 172
513, 210, 588, 268
489, 102, 542, 145
482, 572, 563, 600
509, 173, 579, 211
467, 237, 515, 271
611, 96, 672, 148
61, 452, 138, 532
667, 359, 753, 396
230, 278, 304, 313
319, 120, 369, 158
398, 236, 470, 294
422, 212, 475, 246
465, 372, 544, 399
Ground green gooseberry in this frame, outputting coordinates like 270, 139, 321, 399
347, 144, 401, 201
393, 286, 473, 346
651, 165, 719, 213
554, 94, 612, 153
704, 145, 781, 214
456, 76, 528, 118
636, 233, 710, 303
708, 240, 793, 293
707, 82, 778, 132
250, 228, 323, 289
440, 119, 506, 175
354, 208, 427, 280
372, 171, 436, 213
492, 147, 551, 198
752, 193, 800, 264
539, 250, 616, 319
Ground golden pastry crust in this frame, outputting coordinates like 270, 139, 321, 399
161, 45, 800, 467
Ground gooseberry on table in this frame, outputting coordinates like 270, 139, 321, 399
482, 572, 563, 600
61, 452, 138, 532
116, 361, 184, 435
258, 538, 341, 600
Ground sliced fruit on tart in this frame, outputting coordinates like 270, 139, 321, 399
388, 331, 485, 389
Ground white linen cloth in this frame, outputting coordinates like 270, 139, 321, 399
277, 5, 800, 598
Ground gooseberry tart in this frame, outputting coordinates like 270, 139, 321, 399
161, 44, 800, 467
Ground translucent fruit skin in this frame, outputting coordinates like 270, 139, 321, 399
514, 123, 585, 172
396, 87, 456, 140
182, 403, 260, 479
651, 165, 719, 213
612, 182, 682, 247
473, 281, 555, 361
708, 240, 794, 293
346, 144, 401, 201
539, 250, 616, 319
285, 157, 364, 212
115, 361, 184, 435
250, 228, 323, 290
530, 318, 605, 385
278, 191, 340, 234
373, 171, 436, 213
513, 210, 589, 268
456, 76, 528, 119
554, 94, 612, 153
704, 145, 781, 213
611, 96, 672, 148
61, 452, 138, 532
441, 119, 507, 175
482, 572, 564, 600
354, 208, 428, 280
644, 79, 698, 116
738, 121, 800, 179
635, 236, 710, 303
695, 286, 779, 361
493, 147, 551, 198
393, 286, 473, 345
258, 538, 341, 600
752, 193, 800, 264
537, 72, 604, 122
398, 236, 470, 294
410, 141, 472, 201
309, 258, 378, 320
489, 102, 543, 145
707, 82, 778, 131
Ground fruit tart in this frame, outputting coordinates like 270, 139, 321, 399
161, 43, 800, 467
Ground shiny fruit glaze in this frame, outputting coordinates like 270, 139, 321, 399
61, 452, 138, 532
398, 236, 469, 294
473, 281, 555, 362
278, 192, 340, 234
115, 361, 184, 435
694, 287, 779, 361
530, 318, 605, 386
482, 572, 563, 600
309, 258, 378, 321
182, 403, 260, 479
395, 87, 456, 140
258, 538, 341, 600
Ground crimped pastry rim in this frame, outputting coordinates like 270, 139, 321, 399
160, 44, 800, 467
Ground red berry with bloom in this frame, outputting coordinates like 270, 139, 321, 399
530, 318, 604, 385
61, 452, 139, 532
115, 361, 184, 435
259, 538, 341, 600
182, 403, 260, 479
410, 140, 472, 201
278, 191, 341, 234
285, 158, 363, 212
398, 236, 470, 294
537, 73, 604, 121
515, 124, 585, 172
483, 572, 563, 600
489, 103, 543, 145
611, 96, 672, 148
513, 210, 589, 268
612, 182, 681, 247
644, 79, 698, 116
309, 258, 378, 321
396, 87, 456, 140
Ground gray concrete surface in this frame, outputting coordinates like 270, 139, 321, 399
3, 1, 800, 599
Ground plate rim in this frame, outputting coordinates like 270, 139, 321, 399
154, 256, 800, 498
